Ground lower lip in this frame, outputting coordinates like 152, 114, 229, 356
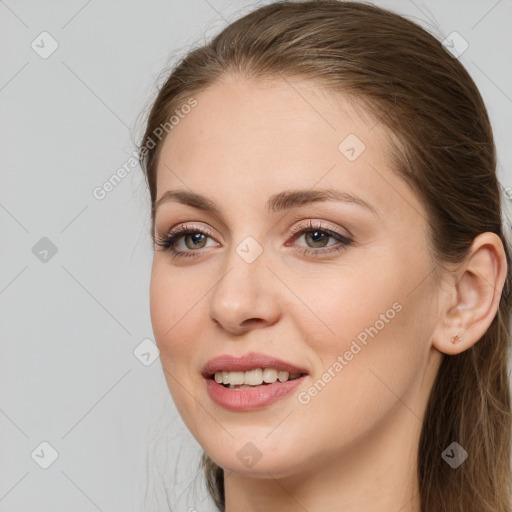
205, 375, 307, 411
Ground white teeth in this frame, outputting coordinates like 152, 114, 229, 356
213, 368, 303, 386
277, 370, 289, 382
262, 368, 277, 383
245, 368, 263, 385
229, 371, 245, 385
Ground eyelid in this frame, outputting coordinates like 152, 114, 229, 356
168, 222, 215, 237
287, 218, 353, 240
157, 222, 220, 243
157, 220, 348, 246
155, 219, 354, 259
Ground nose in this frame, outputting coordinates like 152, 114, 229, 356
209, 244, 281, 335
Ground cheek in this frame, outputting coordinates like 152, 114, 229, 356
290, 257, 429, 428
149, 262, 202, 369
288, 260, 400, 357
149, 263, 208, 431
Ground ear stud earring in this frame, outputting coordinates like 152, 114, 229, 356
450, 333, 462, 344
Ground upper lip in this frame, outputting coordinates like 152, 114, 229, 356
201, 352, 309, 378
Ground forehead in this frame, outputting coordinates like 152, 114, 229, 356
155, 76, 423, 225
158, 75, 377, 171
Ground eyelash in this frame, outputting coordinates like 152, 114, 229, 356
154, 220, 354, 260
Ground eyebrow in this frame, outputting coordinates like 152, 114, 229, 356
153, 188, 379, 217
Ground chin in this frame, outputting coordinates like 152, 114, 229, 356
203, 441, 310, 479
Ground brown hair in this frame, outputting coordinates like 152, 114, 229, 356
138, 1, 512, 510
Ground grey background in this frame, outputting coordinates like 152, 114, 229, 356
1, 0, 511, 511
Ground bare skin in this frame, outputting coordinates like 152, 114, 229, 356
149, 75, 507, 512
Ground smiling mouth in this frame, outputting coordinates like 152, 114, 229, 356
210, 369, 307, 390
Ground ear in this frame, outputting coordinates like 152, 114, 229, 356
432, 232, 508, 355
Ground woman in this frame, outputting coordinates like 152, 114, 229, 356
138, 1, 512, 510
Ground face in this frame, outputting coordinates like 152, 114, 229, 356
149, 75, 442, 478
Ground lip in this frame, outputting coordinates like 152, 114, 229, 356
201, 352, 309, 378
205, 375, 308, 411
202, 352, 309, 412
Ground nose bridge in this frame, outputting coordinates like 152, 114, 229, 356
208, 234, 280, 332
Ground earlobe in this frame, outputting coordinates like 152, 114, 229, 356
432, 232, 508, 355
449, 332, 462, 345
